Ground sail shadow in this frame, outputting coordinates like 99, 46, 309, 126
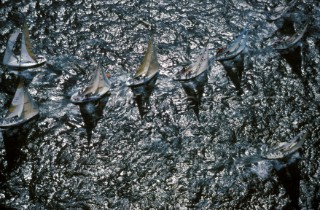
271, 153, 301, 210
1, 116, 39, 173
278, 44, 312, 97
180, 70, 208, 121
218, 53, 244, 95
130, 73, 158, 118
79, 93, 110, 145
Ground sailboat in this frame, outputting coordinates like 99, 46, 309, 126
174, 45, 210, 120
266, 0, 298, 21
174, 45, 209, 82
0, 79, 39, 128
126, 35, 160, 118
3, 24, 46, 69
273, 24, 308, 51
215, 28, 249, 94
273, 24, 308, 78
126, 35, 160, 88
215, 28, 249, 61
71, 66, 111, 104
261, 130, 308, 160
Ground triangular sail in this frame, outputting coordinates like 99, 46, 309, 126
81, 67, 110, 96
22, 89, 39, 120
5, 80, 25, 118
134, 36, 159, 78
3, 30, 20, 65
82, 68, 100, 95
21, 24, 37, 63
96, 68, 111, 94
193, 46, 209, 75
182, 46, 208, 77
226, 29, 247, 54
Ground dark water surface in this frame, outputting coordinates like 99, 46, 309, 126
0, 0, 320, 209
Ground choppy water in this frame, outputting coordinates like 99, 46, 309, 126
0, 0, 320, 209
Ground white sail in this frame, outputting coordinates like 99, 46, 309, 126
82, 68, 100, 95
5, 80, 25, 118
176, 45, 208, 80
21, 25, 37, 63
134, 36, 159, 78
193, 46, 208, 76
97, 68, 111, 94
22, 89, 39, 120
3, 30, 20, 65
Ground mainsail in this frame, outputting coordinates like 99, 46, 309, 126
5, 79, 39, 120
189, 46, 208, 76
134, 36, 159, 78
21, 24, 37, 63
215, 28, 248, 61
3, 30, 20, 65
175, 45, 209, 81
22, 89, 39, 120
81, 68, 110, 96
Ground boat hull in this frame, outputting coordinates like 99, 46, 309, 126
4, 56, 46, 70
175, 68, 208, 84
0, 114, 39, 128
126, 72, 159, 88
70, 90, 111, 105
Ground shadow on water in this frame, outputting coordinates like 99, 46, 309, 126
1, 116, 39, 174
219, 53, 245, 95
272, 153, 301, 210
130, 74, 158, 119
79, 94, 110, 145
180, 70, 208, 121
274, 16, 312, 97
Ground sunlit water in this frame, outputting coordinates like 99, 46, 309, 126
0, 0, 320, 209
